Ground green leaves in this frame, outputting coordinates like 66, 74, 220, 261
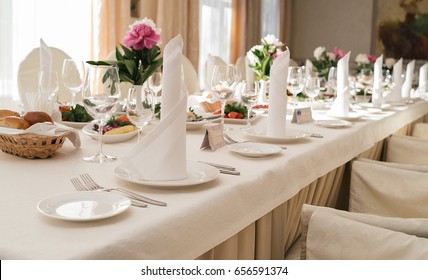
86, 43, 163, 86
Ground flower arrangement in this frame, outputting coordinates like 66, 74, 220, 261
246, 34, 285, 81
355, 53, 377, 75
87, 18, 163, 86
311, 47, 346, 79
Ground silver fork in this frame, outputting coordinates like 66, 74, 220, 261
79, 173, 167, 206
70, 177, 148, 208
223, 133, 287, 149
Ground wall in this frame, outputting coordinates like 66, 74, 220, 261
289, 0, 375, 64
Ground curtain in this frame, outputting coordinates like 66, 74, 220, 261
91, 0, 131, 60
138, 0, 199, 70
278, 0, 291, 46
230, 0, 261, 64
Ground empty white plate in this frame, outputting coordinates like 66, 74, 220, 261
37, 192, 131, 222
315, 119, 354, 128
228, 142, 282, 157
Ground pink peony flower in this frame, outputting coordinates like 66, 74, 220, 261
367, 54, 377, 63
333, 47, 346, 59
123, 18, 161, 50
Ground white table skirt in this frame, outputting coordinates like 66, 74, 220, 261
1, 100, 427, 259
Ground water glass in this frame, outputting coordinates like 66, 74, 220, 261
81, 64, 121, 163
305, 76, 321, 108
239, 82, 258, 131
127, 85, 155, 142
287, 66, 304, 105
148, 71, 162, 104
62, 59, 84, 106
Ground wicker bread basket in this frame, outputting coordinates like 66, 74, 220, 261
0, 132, 70, 159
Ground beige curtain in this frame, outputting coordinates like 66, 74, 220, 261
139, 0, 199, 70
90, 0, 131, 60
230, 0, 261, 64
278, 0, 291, 46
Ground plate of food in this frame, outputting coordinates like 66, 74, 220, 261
211, 102, 261, 124
60, 104, 93, 128
82, 115, 138, 143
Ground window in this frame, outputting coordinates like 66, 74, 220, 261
0, 0, 91, 100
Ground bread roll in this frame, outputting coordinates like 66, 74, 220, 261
22, 111, 53, 126
200, 101, 221, 112
0, 116, 30, 130
0, 109, 20, 118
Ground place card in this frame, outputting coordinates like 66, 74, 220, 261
291, 107, 313, 124
200, 123, 225, 151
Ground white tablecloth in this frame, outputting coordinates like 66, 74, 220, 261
1, 100, 427, 259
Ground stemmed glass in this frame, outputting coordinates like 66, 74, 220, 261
239, 82, 258, 131
38, 70, 59, 113
210, 64, 238, 128
62, 59, 84, 106
148, 70, 162, 104
126, 86, 155, 142
81, 64, 121, 163
326, 67, 337, 98
305, 76, 321, 108
287, 66, 304, 106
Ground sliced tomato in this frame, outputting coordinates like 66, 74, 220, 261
237, 113, 243, 119
117, 115, 130, 122
228, 111, 239, 119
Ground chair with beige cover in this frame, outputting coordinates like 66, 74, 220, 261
412, 122, 428, 139
385, 135, 428, 165
349, 158, 428, 218
203, 54, 227, 90
299, 204, 428, 260
181, 54, 200, 95
17, 47, 72, 105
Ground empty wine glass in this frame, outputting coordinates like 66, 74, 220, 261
211, 64, 238, 128
239, 81, 258, 131
326, 67, 337, 98
305, 76, 321, 108
148, 70, 162, 104
127, 85, 155, 142
287, 66, 304, 106
38, 70, 59, 113
81, 64, 121, 163
62, 59, 84, 106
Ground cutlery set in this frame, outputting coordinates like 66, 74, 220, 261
71, 173, 167, 208
198, 161, 240, 175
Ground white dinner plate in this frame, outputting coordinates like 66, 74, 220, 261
186, 120, 210, 130
325, 112, 364, 121
62, 121, 90, 129
243, 127, 311, 143
228, 142, 282, 157
315, 119, 354, 128
37, 192, 131, 222
82, 124, 138, 143
114, 161, 220, 188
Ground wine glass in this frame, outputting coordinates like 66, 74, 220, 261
211, 64, 238, 128
287, 66, 304, 106
38, 70, 59, 113
62, 59, 84, 106
127, 86, 155, 142
305, 76, 321, 108
148, 70, 162, 104
239, 81, 258, 131
326, 67, 337, 98
81, 64, 121, 163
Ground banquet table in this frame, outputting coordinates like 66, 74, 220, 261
1, 99, 427, 260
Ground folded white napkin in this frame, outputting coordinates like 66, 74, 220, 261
371, 55, 383, 108
0, 122, 80, 148
385, 58, 403, 102
305, 59, 313, 77
401, 59, 415, 99
415, 63, 427, 97
327, 52, 351, 117
120, 35, 187, 181
266, 49, 290, 137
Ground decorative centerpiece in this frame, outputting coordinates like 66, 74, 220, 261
87, 17, 163, 92
246, 34, 285, 102
311, 46, 346, 79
